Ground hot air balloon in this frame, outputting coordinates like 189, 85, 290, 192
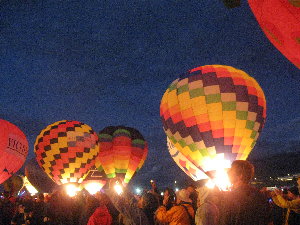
25, 158, 57, 193
34, 120, 99, 185
3, 175, 24, 196
160, 65, 266, 176
167, 137, 208, 181
248, 0, 300, 69
95, 126, 148, 184
0, 119, 28, 184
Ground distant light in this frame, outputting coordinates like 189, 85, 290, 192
114, 184, 123, 195
161, 192, 164, 196
254, 178, 257, 180
288, 174, 290, 176
174, 181, 177, 184
135, 187, 141, 195
65, 184, 80, 197
175, 188, 179, 192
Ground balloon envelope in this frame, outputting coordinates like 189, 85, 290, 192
25, 158, 57, 193
3, 175, 23, 196
249, 0, 300, 69
0, 119, 28, 184
34, 120, 99, 185
95, 126, 148, 184
167, 137, 208, 181
160, 65, 266, 173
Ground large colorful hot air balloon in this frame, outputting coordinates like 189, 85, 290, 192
0, 119, 28, 184
25, 158, 57, 193
34, 120, 99, 185
95, 126, 148, 184
167, 137, 208, 181
160, 65, 266, 175
248, 0, 300, 69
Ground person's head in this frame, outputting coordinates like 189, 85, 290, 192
164, 188, 176, 202
36, 193, 44, 202
228, 160, 254, 186
186, 184, 196, 194
150, 180, 157, 190
176, 189, 192, 204
138, 192, 158, 211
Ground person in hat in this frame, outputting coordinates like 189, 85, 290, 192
155, 189, 195, 225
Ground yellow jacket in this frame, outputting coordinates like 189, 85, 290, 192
155, 203, 195, 225
272, 195, 300, 213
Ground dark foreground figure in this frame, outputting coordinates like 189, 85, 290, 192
219, 160, 273, 225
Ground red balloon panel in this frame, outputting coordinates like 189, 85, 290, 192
0, 120, 28, 184
249, 0, 300, 69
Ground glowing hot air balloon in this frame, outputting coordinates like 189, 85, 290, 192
95, 126, 148, 184
0, 119, 28, 184
34, 120, 99, 185
248, 0, 300, 69
160, 65, 266, 176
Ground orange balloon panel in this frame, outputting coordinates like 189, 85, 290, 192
0, 120, 28, 184
249, 0, 300, 69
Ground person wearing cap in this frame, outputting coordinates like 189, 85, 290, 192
155, 189, 195, 225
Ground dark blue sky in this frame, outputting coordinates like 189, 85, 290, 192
0, 0, 299, 187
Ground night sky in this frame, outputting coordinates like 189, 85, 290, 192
0, 0, 299, 188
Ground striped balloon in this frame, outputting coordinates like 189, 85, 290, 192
95, 126, 148, 184
34, 120, 99, 185
160, 65, 266, 173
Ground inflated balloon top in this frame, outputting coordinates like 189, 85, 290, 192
249, 0, 300, 69
34, 120, 99, 185
0, 119, 28, 184
160, 65, 266, 174
95, 126, 148, 184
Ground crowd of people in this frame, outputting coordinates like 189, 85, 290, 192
0, 160, 299, 225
